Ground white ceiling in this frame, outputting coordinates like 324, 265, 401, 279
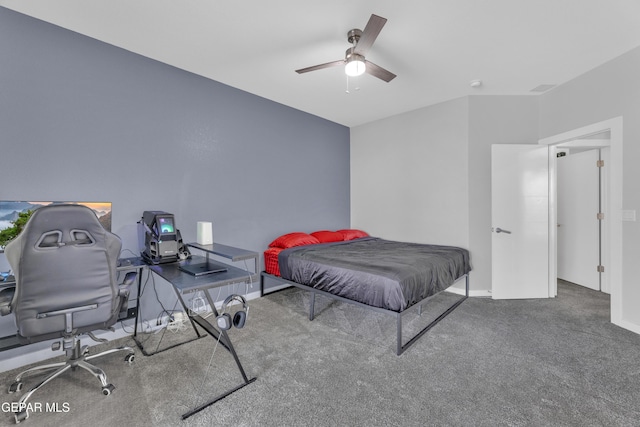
2, 0, 640, 127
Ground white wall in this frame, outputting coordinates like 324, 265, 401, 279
350, 97, 469, 250
351, 45, 640, 334
539, 46, 640, 331
351, 95, 539, 294
467, 96, 539, 292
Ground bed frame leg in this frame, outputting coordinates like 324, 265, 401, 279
260, 273, 264, 297
397, 274, 470, 356
396, 314, 403, 355
309, 292, 316, 321
466, 274, 470, 297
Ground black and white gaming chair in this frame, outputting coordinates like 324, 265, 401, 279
0, 204, 136, 423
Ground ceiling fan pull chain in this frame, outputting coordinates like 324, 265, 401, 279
345, 75, 361, 94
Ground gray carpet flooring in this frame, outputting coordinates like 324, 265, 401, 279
1, 281, 639, 426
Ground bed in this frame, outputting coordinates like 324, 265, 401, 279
260, 229, 471, 355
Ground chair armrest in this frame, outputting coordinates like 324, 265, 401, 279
118, 271, 137, 298
0, 288, 15, 316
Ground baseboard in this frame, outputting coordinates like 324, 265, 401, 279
445, 286, 492, 298
245, 289, 261, 302
261, 282, 291, 295
614, 318, 640, 335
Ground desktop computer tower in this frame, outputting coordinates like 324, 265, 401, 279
138, 211, 189, 264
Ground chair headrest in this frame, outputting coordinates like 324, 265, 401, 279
21, 204, 107, 247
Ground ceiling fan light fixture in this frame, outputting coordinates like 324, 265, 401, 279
345, 54, 366, 77
295, 15, 395, 82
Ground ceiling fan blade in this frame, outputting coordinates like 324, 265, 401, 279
364, 60, 396, 82
354, 14, 387, 56
296, 60, 344, 74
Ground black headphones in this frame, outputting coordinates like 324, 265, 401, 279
216, 294, 248, 330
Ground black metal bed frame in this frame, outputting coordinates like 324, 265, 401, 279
260, 272, 469, 355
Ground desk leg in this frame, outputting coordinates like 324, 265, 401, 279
133, 271, 142, 338
181, 289, 256, 420
181, 376, 256, 420
202, 289, 253, 383
133, 270, 205, 356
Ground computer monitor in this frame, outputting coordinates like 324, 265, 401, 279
0, 201, 112, 234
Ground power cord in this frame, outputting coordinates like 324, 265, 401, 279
119, 248, 139, 259
242, 259, 253, 293
136, 268, 155, 333
166, 311, 188, 333
150, 273, 171, 320
189, 291, 211, 318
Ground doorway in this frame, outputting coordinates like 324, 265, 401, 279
556, 143, 608, 293
539, 117, 622, 326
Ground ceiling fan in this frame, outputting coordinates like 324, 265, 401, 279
295, 14, 396, 82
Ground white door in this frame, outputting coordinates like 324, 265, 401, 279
557, 149, 600, 290
492, 144, 550, 299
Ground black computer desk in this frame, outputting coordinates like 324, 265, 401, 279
138, 243, 258, 420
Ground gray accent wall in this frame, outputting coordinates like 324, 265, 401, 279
0, 6, 349, 256
0, 7, 349, 336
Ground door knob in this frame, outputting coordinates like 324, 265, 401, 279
495, 227, 512, 234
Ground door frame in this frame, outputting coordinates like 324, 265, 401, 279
556, 148, 601, 291
539, 117, 622, 325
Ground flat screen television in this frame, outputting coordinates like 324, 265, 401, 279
0, 201, 113, 234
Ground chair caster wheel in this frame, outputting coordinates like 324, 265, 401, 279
8, 382, 23, 393
15, 410, 28, 423
102, 384, 115, 396
124, 353, 135, 364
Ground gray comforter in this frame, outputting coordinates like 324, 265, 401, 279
278, 237, 471, 312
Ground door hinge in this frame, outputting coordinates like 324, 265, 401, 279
597, 212, 604, 220
597, 265, 605, 273
597, 160, 604, 168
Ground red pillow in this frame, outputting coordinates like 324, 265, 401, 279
268, 232, 320, 249
337, 229, 369, 241
311, 230, 344, 243
264, 247, 284, 276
